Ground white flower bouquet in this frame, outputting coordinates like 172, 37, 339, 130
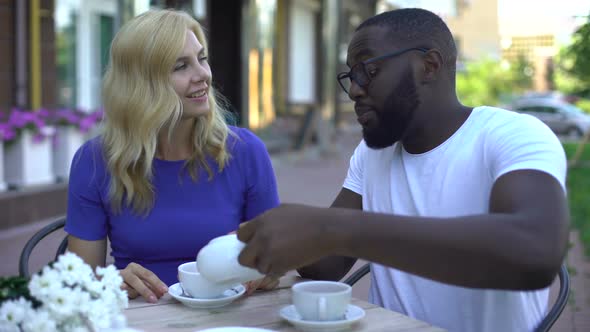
0, 253, 129, 332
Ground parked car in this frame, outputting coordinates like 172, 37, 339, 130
507, 97, 590, 139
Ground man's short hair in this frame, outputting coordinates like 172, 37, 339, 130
357, 8, 457, 80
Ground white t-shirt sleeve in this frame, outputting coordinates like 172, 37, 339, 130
487, 113, 567, 191
342, 141, 366, 195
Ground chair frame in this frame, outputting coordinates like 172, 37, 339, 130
343, 262, 570, 332
19, 217, 68, 278
535, 264, 570, 332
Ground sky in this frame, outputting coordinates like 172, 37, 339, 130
498, 0, 590, 43
388, 0, 590, 45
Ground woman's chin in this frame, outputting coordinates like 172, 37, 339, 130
183, 108, 211, 118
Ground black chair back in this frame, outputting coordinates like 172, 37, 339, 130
19, 217, 68, 278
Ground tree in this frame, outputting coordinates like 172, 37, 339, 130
456, 58, 520, 107
560, 13, 590, 97
512, 53, 534, 91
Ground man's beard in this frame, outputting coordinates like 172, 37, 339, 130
363, 68, 420, 149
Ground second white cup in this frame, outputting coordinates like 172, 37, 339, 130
292, 281, 352, 321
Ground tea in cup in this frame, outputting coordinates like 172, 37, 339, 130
292, 281, 352, 321
177, 262, 235, 299
196, 234, 264, 284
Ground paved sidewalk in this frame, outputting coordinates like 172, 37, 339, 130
554, 231, 590, 332
1, 125, 589, 331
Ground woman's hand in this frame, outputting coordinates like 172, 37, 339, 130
244, 274, 281, 295
119, 262, 168, 303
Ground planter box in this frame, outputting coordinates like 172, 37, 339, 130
53, 127, 86, 180
0, 142, 6, 191
4, 130, 55, 188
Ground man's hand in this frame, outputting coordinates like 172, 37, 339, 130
237, 204, 341, 276
120, 262, 168, 303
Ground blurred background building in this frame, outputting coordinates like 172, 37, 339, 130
386, 0, 587, 92
0, 0, 380, 229
1, 0, 382, 134
1, 0, 585, 140
0, 0, 589, 229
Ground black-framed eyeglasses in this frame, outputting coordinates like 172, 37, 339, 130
337, 47, 429, 94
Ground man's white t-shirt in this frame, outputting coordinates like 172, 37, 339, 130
342, 106, 567, 332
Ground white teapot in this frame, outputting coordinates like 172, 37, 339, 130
196, 234, 264, 284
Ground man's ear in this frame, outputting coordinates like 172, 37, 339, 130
421, 49, 443, 83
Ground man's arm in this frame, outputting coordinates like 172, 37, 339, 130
330, 169, 569, 290
296, 188, 361, 281
239, 169, 569, 290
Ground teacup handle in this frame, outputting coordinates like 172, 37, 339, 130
318, 297, 327, 321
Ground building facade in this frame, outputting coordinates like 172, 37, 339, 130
1, 0, 379, 126
0, 0, 57, 111
0, 0, 378, 229
446, 0, 501, 61
501, 34, 556, 92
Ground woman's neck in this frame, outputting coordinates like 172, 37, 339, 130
156, 119, 195, 161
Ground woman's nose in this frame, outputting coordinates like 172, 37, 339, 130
191, 64, 210, 83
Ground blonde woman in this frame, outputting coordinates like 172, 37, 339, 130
65, 9, 280, 303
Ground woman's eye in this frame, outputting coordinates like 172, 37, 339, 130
198, 56, 208, 62
367, 68, 378, 77
174, 63, 187, 71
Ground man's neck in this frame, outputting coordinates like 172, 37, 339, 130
402, 99, 471, 154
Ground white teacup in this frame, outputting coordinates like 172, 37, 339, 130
292, 281, 352, 321
196, 234, 264, 284
177, 262, 235, 299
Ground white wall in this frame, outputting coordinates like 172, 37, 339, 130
76, 0, 116, 111
288, 0, 318, 104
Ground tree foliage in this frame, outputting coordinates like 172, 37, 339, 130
557, 13, 590, 97
456, 57, 534, 107
512, 53, 535, 91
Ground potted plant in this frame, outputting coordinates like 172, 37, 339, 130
1, 108, 55, 188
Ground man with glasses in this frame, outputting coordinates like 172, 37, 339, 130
237, 8, 568, 332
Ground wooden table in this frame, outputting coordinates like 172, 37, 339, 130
125, 276, 445, 332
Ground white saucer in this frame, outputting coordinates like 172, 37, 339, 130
279, 304, 365, 332
168, 283, 245, 309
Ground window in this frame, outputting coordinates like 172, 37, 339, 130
517, 106, 544, 113
55, 0, 116, 111
55, 0, 79, 108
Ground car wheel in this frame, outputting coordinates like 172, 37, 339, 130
565, 127, 583, 140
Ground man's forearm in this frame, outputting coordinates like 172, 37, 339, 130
326, 208, 568, 290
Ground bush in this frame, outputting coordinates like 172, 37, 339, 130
575, 99, 590, 114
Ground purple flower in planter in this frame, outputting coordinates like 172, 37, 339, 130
38, 108, 51, 118
0, 123, 16, 141
50, 108, 104, 133
79, 110, 104, 133
55, 109, 82, 126
32, 133, 46, 143
1, 107, 104, 144
0, 108, 56, 144
8, 109, 28, 128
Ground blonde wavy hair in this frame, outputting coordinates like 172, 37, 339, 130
101, 9, 232, 215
